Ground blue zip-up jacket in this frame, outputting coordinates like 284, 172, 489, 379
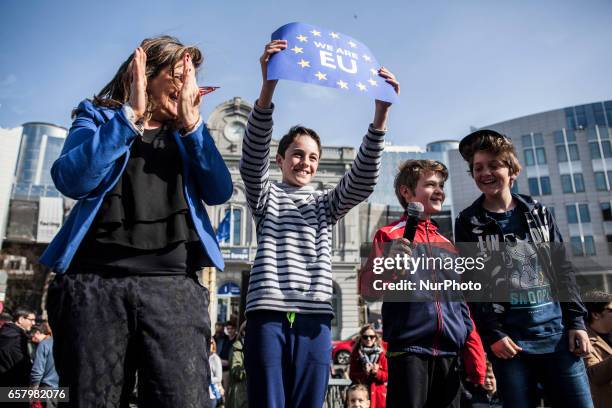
454, 193, 587, 347
39, 100, 233, 273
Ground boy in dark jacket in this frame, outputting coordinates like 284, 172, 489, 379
361, 160, 486, 408
454, 129, 593, 407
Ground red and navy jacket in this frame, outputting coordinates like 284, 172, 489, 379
360, 215, 486, 384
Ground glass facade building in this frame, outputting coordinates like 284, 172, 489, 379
13, 122, 67, 199
448, 100, 612, 292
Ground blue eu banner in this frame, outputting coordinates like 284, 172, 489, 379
267, 22, 399, 104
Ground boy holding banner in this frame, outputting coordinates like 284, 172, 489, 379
239, 39, 399, 407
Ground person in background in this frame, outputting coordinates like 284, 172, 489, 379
0, 308, 35, 387
214, 321, 230, 364
583, 290, 612, 408
0, 308, 35, 407
226, 322, 247, 408
461, 361, 502, 408
209, 339, 224, 407
0, 312, 13, 329
41, 35, 233, 407
346, 384, 371, 408
31, 324, 59, 407
349, 324, 387, 408
225, 321, 238, 346
29, 325, 46, 357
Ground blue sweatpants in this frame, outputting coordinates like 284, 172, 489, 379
244, 310, 332, 408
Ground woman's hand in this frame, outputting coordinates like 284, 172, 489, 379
128, 47, 147, 120
372, 67, 400, 130
257, 40, 287, 109
490, 336, 522, 359
177, 52, 202, 133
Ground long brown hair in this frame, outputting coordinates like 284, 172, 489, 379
352, 324, 381, 353
89, 35, 203, 117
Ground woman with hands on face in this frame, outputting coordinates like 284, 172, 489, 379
41, 36, 232, 408
349, 325, 388, 408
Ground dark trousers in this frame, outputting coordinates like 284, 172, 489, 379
46, 271, 211, 408
244, 310, 332, 408
386, 353, 460, 408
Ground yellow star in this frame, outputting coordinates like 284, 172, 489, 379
348, 40, 357, 48
315, 71, 327, 81
296, 34, 308, 42
370, 68, 378, 76
310, 29, 321, 37
368, 78, 378, 86
330, 32, 340, 39
291, 46, 304, 54
297, 59, 310, 68
362, 54, 371, 62
356, 82, 367, 91
337, 80, 349, 89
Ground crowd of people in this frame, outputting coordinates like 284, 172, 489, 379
0, 31, 608, 408
0, 309, 59, 407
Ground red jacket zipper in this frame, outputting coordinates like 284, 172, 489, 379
426, 222, 443, 356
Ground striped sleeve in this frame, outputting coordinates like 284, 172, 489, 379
239, 103, 274, 217
325, 124, 385, 224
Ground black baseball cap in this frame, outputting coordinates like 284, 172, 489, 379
458, 129, 510, 161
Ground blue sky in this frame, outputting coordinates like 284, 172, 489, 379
1, 0, 611, 148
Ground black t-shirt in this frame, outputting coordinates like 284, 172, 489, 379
72, 127, 209, 274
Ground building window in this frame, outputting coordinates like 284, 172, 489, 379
528, 178, 540, 196
608, 234, 612, 255
595, 172, 608, 191
584, 236, 596, 256
556, 145, 568, 162
560, 174, 585, 193
587, 127, 612, 159
603, 141, 612, 158
540, 176, 551, 195
579, 204, 591, 223
566, 204, 589, 224
568, 144, 580, 161
602, 202, 612, 221
528, 177, 551, 196
590, 142, 601, 159
573, 174, 585, 192
524, 150, 535, 166
566, 205, 578, 224
561, 175, 573, 193
522, 134, 532, 147
570, 237, 584, 256
523, 133, 546, 166
554, 129, 579, 162
535, 147, 546, 164
571, 236, 596, 257
218, 206, 244, 246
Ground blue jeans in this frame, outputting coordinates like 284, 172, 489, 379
491, 350, 593, 408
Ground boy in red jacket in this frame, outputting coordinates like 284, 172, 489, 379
361, 159, 486, 408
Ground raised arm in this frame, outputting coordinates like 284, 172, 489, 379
239, 41, 286, 216
324, 69, 399, 224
